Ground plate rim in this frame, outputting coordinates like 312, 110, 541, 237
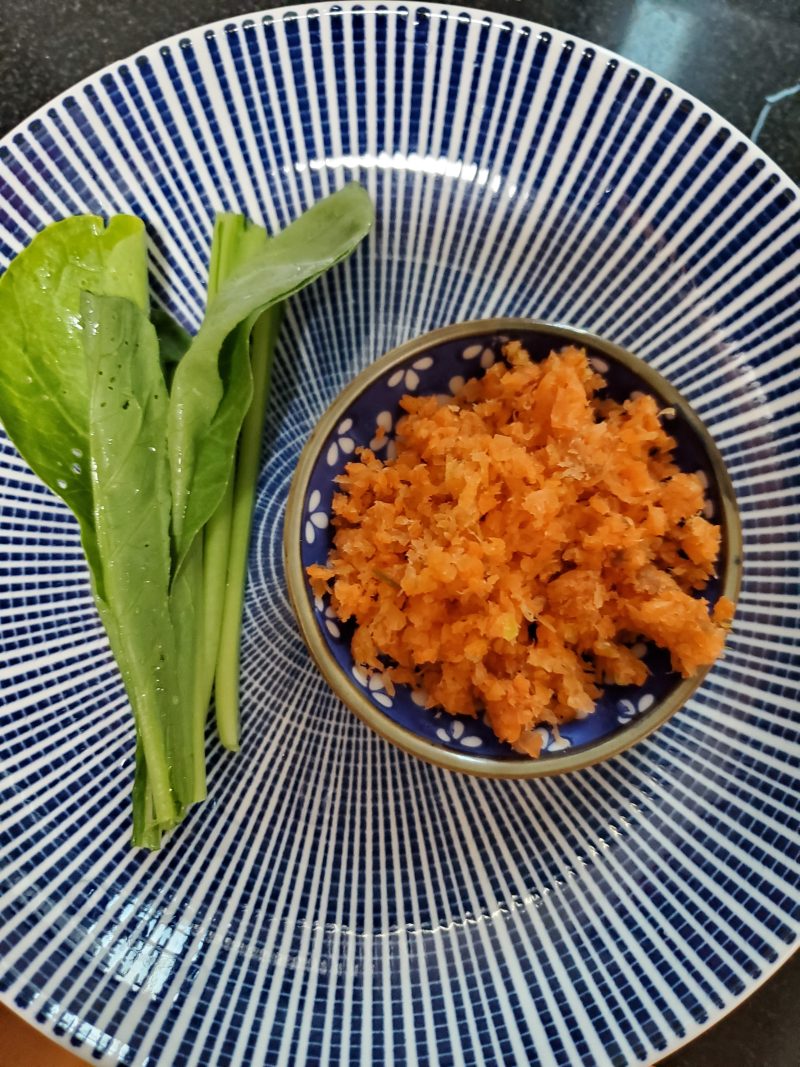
4, 947, 798, 1067
1, 1, 798, 205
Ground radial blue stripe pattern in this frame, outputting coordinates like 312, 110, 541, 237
1, 4, 799, 1066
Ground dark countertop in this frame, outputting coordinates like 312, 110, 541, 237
0, 2, 797, 1065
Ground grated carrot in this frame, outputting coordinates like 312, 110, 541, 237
309, 343, 734, 756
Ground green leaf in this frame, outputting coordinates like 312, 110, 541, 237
82, 290, 189, 831
206, 212, 270, 302
0, 215, 148, 585
168, 183, 374, 566
87, 293, 217, 842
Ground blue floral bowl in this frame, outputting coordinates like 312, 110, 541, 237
284, 318, 742, 776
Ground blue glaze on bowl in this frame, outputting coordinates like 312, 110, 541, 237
300, 322, 732, 761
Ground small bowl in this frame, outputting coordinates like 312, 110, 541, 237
284, 319, 742, 777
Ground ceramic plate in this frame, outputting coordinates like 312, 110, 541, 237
1, 4, 798, 1065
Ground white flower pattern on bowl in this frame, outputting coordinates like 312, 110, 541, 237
369, 410, 393, 451
617, 691, 656, 725
386, 355, 434, 391
531, 724, 571, 753
326, 418, 356, 467
461, 343, 496, 369
352, 668, 487, 750
321, 605, 341, 639
352, 665, 393, 708
435, 717, 484, 749
304, 489, 330, 545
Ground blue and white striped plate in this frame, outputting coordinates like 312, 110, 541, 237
1, 5, 798, 1065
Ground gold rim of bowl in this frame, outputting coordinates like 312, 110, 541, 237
283, 318, 743, 778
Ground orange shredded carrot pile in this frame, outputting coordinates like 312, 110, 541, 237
308, 343, 734, 756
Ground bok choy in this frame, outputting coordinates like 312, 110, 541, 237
0, 184, 374, 847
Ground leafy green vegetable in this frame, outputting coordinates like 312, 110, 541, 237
193, 214, 277, 749
193, 215, 265, 744
82, 291, 187, 830
0, 215, 148, 586
0, 186, 375, 848
169, 182, 374, 568
214, 306, 283, 749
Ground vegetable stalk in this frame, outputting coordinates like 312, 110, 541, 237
192, 216, 268, 742
214, 306, 283, 749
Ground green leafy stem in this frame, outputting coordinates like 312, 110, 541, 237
0, 184, 374, 847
